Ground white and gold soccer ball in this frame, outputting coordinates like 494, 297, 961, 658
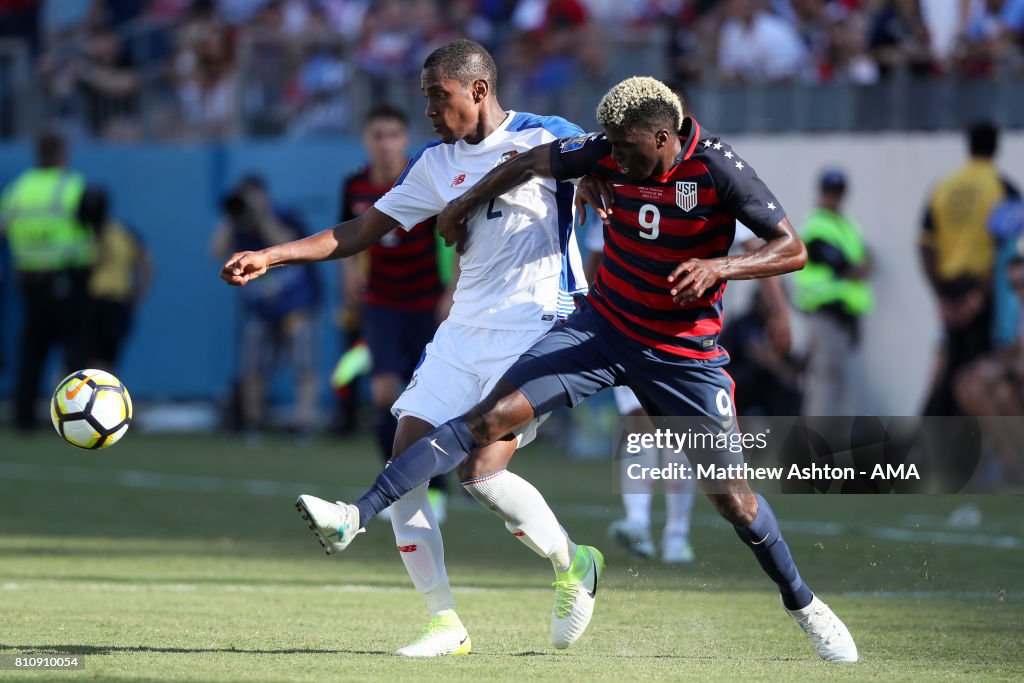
50, 369, 133, 450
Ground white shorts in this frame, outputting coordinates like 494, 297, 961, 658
613, 385, 644, 415
392, 319, 551, 448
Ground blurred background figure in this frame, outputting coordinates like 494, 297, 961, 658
79, 186, 153, 371
338, 103, 455, 520
720, 286, 805, 417
720, 223, 801, 417
794, 169, 873, 417
717, 0, 809, 83
0, 128, 95, 432
211, 174, 322, 440
955, 243, 1024, 482
920, 122, 1017, 416
584, 218, 696, 564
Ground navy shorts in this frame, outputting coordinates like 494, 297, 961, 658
362, 304, 438, 378
501, 298, 744, 466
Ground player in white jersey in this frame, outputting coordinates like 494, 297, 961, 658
582, 216, 697, 563
221, 39, 602, 657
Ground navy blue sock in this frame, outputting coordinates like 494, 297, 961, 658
354, 418, 478, 527
734, 494, 813, 611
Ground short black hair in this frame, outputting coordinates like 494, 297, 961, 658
422, 39, 498, 93
35, 128, 66, 167
364, 103, 408, 128
968, 121, 998, 158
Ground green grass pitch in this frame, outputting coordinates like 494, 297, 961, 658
0, 429, 1021, 681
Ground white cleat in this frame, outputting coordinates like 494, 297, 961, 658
662, 534, 695, 564
393, 610, 472, 657
294, 494, 364, 554
607, 519, 655, 559
787, 595, 859, 662
551, 545, 605, 649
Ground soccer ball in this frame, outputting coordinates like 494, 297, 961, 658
50, 369, 133, 450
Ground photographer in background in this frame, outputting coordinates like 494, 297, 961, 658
211, 175, 322, 440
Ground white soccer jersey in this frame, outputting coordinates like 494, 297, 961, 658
374, 111, 588, 330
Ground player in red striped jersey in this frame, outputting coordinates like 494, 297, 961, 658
326, 76, 859, 663
339, 104, 454, 520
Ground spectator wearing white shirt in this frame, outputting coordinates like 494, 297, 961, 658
717, 0, 810, 83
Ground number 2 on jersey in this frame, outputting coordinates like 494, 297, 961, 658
486, 198, 503, 220
638, 203, 660, 240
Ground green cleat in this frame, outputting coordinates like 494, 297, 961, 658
551, 545, 605, 649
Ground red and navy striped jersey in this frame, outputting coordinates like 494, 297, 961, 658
340, 166, 443, 312
549, 118, 785, 359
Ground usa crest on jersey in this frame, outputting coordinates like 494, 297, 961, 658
676, 181, 698, 212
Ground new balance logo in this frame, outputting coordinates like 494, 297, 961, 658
397, 544, 418, 552
450, 173, 466, 187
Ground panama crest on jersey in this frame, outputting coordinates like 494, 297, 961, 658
676, 181, 698, 212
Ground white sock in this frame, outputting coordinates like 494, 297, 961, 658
664, 450, 695, 539
463, 469, 574, 572
390, 483, 455, 616
621, 442, 657, 530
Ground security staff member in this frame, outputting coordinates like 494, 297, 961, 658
795, 169, 873, 416
0, 129, 96, 431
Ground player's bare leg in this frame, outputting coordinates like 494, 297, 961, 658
704, 478, 857, 662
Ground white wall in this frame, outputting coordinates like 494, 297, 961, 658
724, 131, 1024, 415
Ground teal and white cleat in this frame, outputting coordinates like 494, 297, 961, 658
607, 519, 655, 559
550, 545, 605, 649
393, 610, 472, 657
295, 494, 364, 555
787, 596, 859, 662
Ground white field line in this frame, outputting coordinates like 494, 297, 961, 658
0, 462, 1021, 551
0, 581, 1014, 601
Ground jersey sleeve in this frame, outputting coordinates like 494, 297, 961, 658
549, 132, 612, 182
374, 148, 444, 231
699, 141, 785, 239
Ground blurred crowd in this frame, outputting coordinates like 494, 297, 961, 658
2, 0, 1024, 141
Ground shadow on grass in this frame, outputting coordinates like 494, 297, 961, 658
0, 644, 391, 656
0, 644, 712, 660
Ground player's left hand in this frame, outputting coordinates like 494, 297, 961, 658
668, 259, 722, 305
438, 199, 470, 252
575, 176, 614, 225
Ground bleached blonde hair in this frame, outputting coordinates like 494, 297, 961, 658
596, 76, 684, 133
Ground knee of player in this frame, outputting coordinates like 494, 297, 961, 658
713, 491, 757, 526
456, 456, 482, 482
465, 398, 531, 445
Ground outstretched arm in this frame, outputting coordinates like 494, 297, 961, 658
221, 207, 399, 286
437, 143, 556, 250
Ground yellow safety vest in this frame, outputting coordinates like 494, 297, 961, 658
1, 168, 94, 271
795, 208, 873, 316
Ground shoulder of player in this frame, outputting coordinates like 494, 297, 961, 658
393, 140, 448, 186
690, 132, 744, 168
506, 111, 584, 140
